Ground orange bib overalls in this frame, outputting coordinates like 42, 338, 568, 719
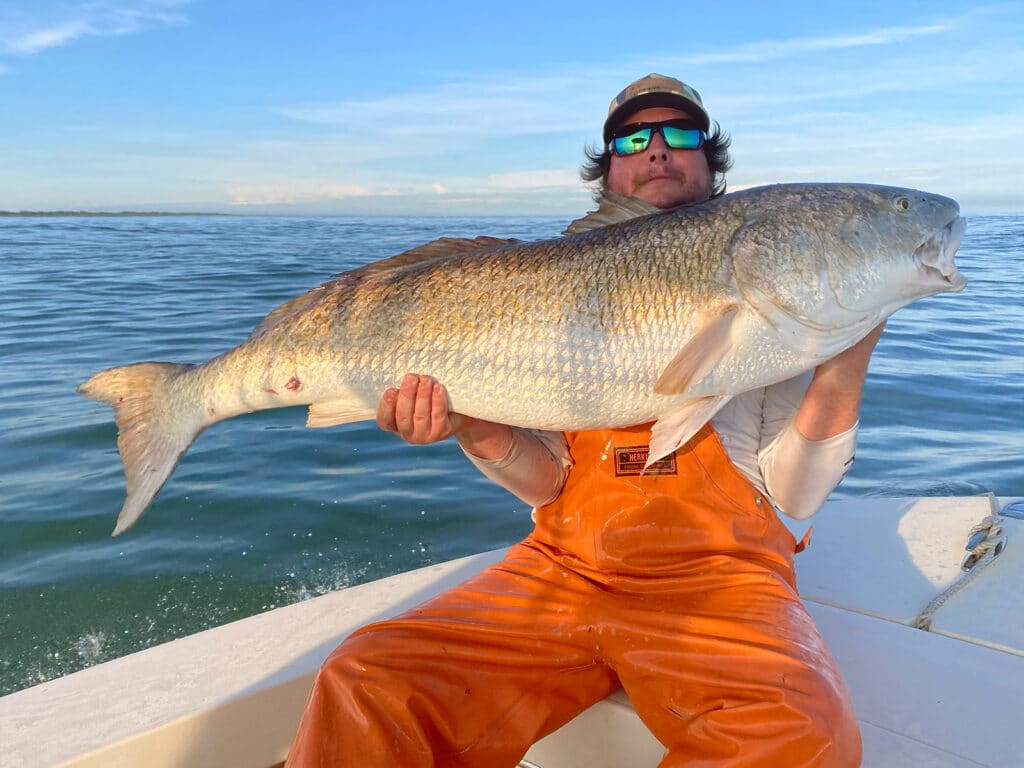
286, 424, 861, 767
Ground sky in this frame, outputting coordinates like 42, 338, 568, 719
0, 1, 1021, 216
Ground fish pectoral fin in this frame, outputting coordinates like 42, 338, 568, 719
307, 399, 376, 428
654, 307, 738, 395
562, 193, 663, 234
648, 395, 732, 467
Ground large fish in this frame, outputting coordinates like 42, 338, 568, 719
80, 183, 966, 535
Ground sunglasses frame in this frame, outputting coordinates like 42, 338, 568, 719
608, 119, 706, 156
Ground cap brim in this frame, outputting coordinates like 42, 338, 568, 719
604, 92, 710, 142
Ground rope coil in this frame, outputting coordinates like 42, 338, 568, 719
912, 495, 1007, 631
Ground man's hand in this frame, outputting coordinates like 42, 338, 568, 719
793, 322, 886, 440
376, 374, 513, 459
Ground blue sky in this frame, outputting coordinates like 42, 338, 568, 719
1, 1, 1021, 216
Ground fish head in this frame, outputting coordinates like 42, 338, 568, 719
825, 184, 968, 316
730, 184, 967, 338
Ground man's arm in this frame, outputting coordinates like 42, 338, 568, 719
793, 323, 885, 440
376, 374, 567, 506
759, 323, 885, 519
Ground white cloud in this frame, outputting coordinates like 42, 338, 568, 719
4, 20, 90, 54
270, 15, 989, 152
276, 73, 601, 137
0, 1, 188, 56
672, 23, 951, 65
227, 181, 373, 206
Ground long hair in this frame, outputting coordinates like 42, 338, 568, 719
580, 121, 733, 199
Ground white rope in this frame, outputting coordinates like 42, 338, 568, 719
912, 494, 1006, 631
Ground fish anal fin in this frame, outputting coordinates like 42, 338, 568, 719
562, 193, 663, 235
654, 307, 739, 395
307, 399, 376, 428
647, 395, 732, 468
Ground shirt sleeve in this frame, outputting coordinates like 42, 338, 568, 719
758, 372, 857, 519
759, 419, 857, 519
460, 428, 571, 507
712, 372, 858, 520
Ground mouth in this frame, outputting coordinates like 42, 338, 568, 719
915, 216, 968, 291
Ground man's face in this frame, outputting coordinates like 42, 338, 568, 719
605, 106, 713, 209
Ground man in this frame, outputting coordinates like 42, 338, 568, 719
286, 74, 869, 767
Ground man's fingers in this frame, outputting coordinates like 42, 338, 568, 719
411, 375, 434, 431
379, 373, 456, 444
376, 388, 400, 432
393, 373, 420, 434
429, 381, 453, 441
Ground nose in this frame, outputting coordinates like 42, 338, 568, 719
646, 131, 671, 162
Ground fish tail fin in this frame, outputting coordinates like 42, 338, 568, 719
78, 362, 201, 536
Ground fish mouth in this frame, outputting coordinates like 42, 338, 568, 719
915, 215, 968, 292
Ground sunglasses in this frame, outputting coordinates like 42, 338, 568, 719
608, 119, 705, 156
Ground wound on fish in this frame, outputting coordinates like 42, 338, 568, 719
285, 376, 302, 391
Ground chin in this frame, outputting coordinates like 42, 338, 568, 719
646, 188, 689, 209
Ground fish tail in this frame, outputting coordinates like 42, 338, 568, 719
78, 361, 201, 536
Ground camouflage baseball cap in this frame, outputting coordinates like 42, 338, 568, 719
603, 73, 710, 143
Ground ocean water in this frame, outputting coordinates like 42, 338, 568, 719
1, 212, 1022, 696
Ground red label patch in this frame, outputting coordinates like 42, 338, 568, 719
613, 445, 677, 476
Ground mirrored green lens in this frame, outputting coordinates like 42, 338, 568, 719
612, 128, 653, 156
661, 126, 704, 150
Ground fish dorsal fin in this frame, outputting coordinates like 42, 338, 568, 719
654, 306, 739, 395
562, 193, 663, 235
249, 289, 331, 341
332, 235, 522, 280
249, 235, 521, 340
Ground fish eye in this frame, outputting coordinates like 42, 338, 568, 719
893, 196, 912, 212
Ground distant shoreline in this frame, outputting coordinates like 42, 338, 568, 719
0, 211, 232, 217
